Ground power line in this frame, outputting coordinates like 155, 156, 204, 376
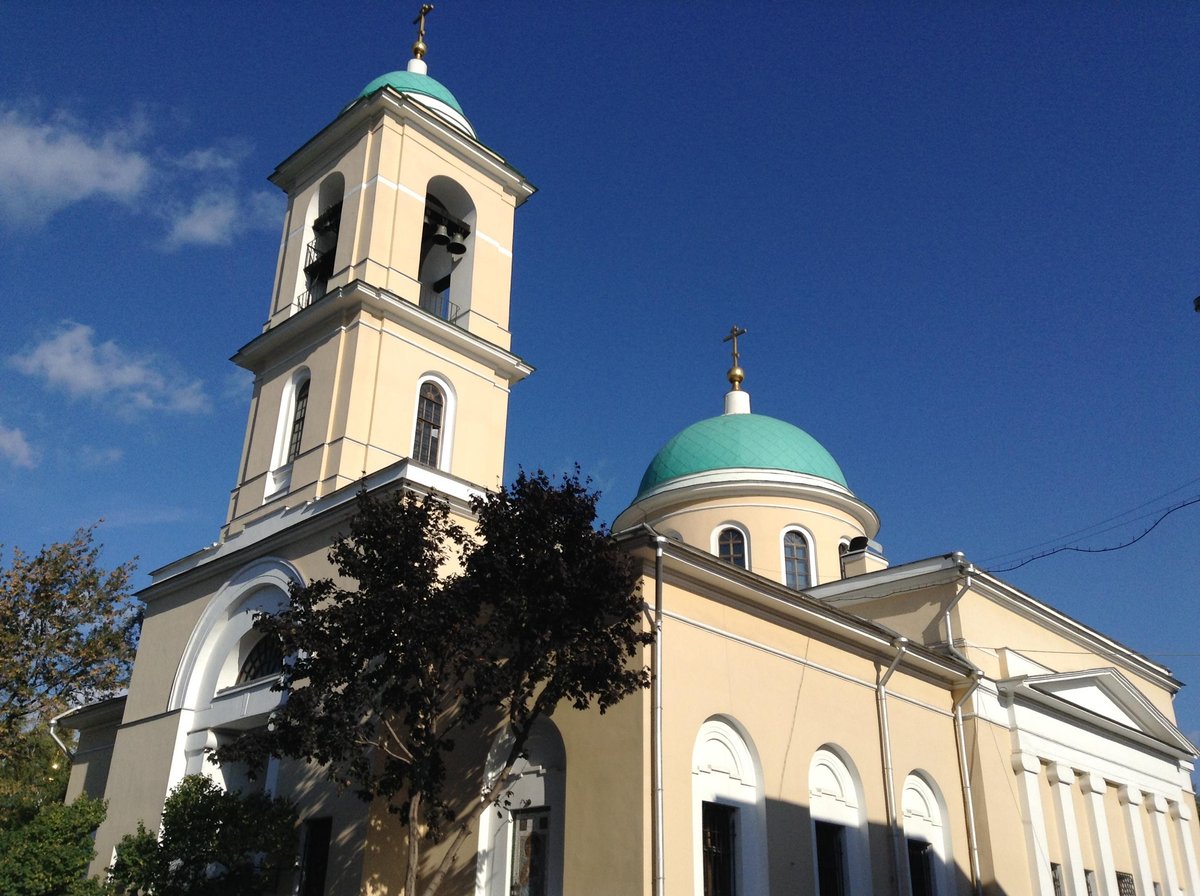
981, 474, 1200, 565
986, 495, 1200, 573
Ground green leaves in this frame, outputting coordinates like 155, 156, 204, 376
0, 795, 108, 896
107, 775, 296, 896
0, 527, 138, 764
217, 470, 650, 894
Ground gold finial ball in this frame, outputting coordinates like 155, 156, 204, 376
727, 365, 745, 387
412, 38, 428, 59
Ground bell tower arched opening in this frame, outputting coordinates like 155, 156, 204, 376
296, 172, 345, 311
418, 176, 475, 324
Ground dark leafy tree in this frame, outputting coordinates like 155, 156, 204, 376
0, 794, 108, 896
0, 527, 138, 764
107, 774, 296, 896
219, 470, 650, 896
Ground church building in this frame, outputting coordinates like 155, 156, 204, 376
61, 20, 1200, 896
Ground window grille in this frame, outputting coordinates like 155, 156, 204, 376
717, 528, 746, 569
287, 380, 310, 465
784, 531, 810, 589
413, 383, 444, 466
236, 638, 284, 685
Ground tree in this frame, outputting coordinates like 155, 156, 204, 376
107, 774, 297, 896
219, 470, 651, 896
0, 794, 108, 896
0, 527, 138, 764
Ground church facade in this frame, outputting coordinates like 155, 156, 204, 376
62, 33, 1200, 896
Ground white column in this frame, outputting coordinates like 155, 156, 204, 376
1148, 794, 1180, 896
1120, 785, 1156, 896
1080, 773, 1117, 896
1170, 799, 1200, 895
1048, 763, 1088, 896
1014, 751, 1055, 895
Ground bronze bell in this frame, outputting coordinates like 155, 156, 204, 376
447, 231, 467, 256
432, 223, 450, 245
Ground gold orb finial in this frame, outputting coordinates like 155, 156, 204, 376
722, 325, 748, 391
412, 4, 434, 60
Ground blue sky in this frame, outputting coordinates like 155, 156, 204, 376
2, 3, 1199, 735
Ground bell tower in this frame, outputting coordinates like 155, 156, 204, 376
223, 24, 535, 534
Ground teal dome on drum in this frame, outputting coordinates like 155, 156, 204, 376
636, 413, 848, 498
358, 71, 467, 114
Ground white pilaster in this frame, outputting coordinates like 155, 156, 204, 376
1147, 794, 1180, 896
1120, 785, 1156, 896
1048, 763, 1087, 896
1080, 773, 1117, 896
1014, 751, 1055, 895
1170, 799, 1200, 895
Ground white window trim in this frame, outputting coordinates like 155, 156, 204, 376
780, 525, 816, 590
902, 771, 954, 896
692, 716, 768, 896
411, 373, 456, 471
809, 746, 871, 896
711, 522, 751, 570
265, 368, 310, 499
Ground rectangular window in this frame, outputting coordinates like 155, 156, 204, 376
1153, 883, 1163, 896
1116, 872, 1137, 896
908, 839, 935, 896
1051, 863, 1065, 896
298, 816, 332, 896
509, 808, 550, 896
814, 821, 846, 896
702, 801, 737, 896
1085, 869, 1098, 896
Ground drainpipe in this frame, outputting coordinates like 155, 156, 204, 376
878, 636, 909, 894
944, 559, 985, 896
49, 707, 76, 761
652, 536, 666, 896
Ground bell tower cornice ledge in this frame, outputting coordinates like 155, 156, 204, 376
269, 91, 536, 207
230, 279, 534, 385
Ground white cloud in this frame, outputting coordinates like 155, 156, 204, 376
79, 445, 124, 468
10, 322, 211, 415
165, 188, 281, 248
0, 422, 36, 469
0, 110, 150, 225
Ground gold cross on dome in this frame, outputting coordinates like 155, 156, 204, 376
412, 4, 434, 59
723, 325, 747, 389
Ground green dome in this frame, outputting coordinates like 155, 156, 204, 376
636, 413, 848, 498
358, 71, 466, 114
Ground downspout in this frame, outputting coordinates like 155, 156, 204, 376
652, 536, 666, 896
49, 707, 76, 761
945, 559, 985, 896
878, 635, 909, 893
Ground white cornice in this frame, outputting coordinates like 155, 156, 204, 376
613, 469, 880, 536
270, 91, 536, 205
231, 280, 534, 385
142, 460, 483, 597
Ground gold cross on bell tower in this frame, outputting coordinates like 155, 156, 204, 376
723, 325, 747, 390
412, 3, 434, 59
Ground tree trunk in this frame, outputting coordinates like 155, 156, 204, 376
407, 792, 421, 896
424, 820, 474, 896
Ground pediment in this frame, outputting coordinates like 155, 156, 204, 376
1009, 668, 1198, 758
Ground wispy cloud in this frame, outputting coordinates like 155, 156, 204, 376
164, 188, 281, 248
10, 322, 211, 415
0, 107, 280, 245
0, 421, 36, 469
0, 110, 150, 225
79, 445, 125, 468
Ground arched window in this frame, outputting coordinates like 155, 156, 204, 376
476, 719, 566, 896
716, 527, 747, 569
235, 637, 284, 686
783, 529, 812, 590
412, 382, 444, 467
902, 773, 953, 896
692, 717, 767, 896
286, 379, 309, 465
266, 369, 311, 499
809, 747, 870, 896
296, 173, 345, 311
